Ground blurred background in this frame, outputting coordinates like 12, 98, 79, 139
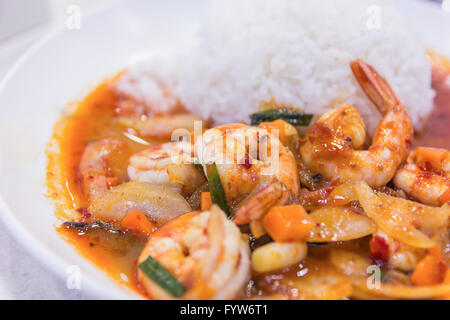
0, 0, 447, 300
0, 0, 109, 77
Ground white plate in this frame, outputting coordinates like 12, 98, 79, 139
0, 0, 448, 299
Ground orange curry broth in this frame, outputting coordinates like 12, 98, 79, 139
57, 224, 146, 296
49, 77, 167, 298
48, 55, 450, 299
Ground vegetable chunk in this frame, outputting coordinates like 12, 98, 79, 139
121, 209, 156, 236
263, 205, 314, 242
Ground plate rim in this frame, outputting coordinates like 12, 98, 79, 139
0, 0, 137, 300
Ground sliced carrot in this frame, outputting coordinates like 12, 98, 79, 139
428, 243, 444, 262
439, 188, 450, 205
445, 269, 450, 283
258, 121, 286, 144
121, 210, 156, 236
262, 205, 314, 242
201, 192, 212, 211
410, 254, 446, 286
414, 147, 448, 172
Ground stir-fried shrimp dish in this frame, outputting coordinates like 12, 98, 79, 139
47, 57, 450, 300
44, 0, 450, 300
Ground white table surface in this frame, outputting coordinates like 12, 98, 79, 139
0, 0, 109, 300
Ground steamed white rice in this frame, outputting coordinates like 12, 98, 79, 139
117, 0, 434, 134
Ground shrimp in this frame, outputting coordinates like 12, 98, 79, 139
394, 147, 450, 206
300, 59, 413, 188
195, 123, 299, 224
117, 113, 205, 139
79, 138, 124, 200
114, 73, 206, 139
137, 206, 251, 300
128, 142, 206, 197
235, 181, 290, 225
114, 73, 183, 117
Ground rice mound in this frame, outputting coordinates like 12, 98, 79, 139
119, 0, 434, 134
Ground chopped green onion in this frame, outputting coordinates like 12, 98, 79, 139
206, 163, 231, 218
250, 109, 313, 126
193, 163, 204, 173
139, 256, 186, 297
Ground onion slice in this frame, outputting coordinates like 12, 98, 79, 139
355, 182, 441, 249
89, 181, 192, 225
279, 261, 352, 300
307, 206, 376, 242
330, 249, 450, 299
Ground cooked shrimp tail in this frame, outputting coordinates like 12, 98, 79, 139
234, 181, 289, 225
350, 59, 401, 113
